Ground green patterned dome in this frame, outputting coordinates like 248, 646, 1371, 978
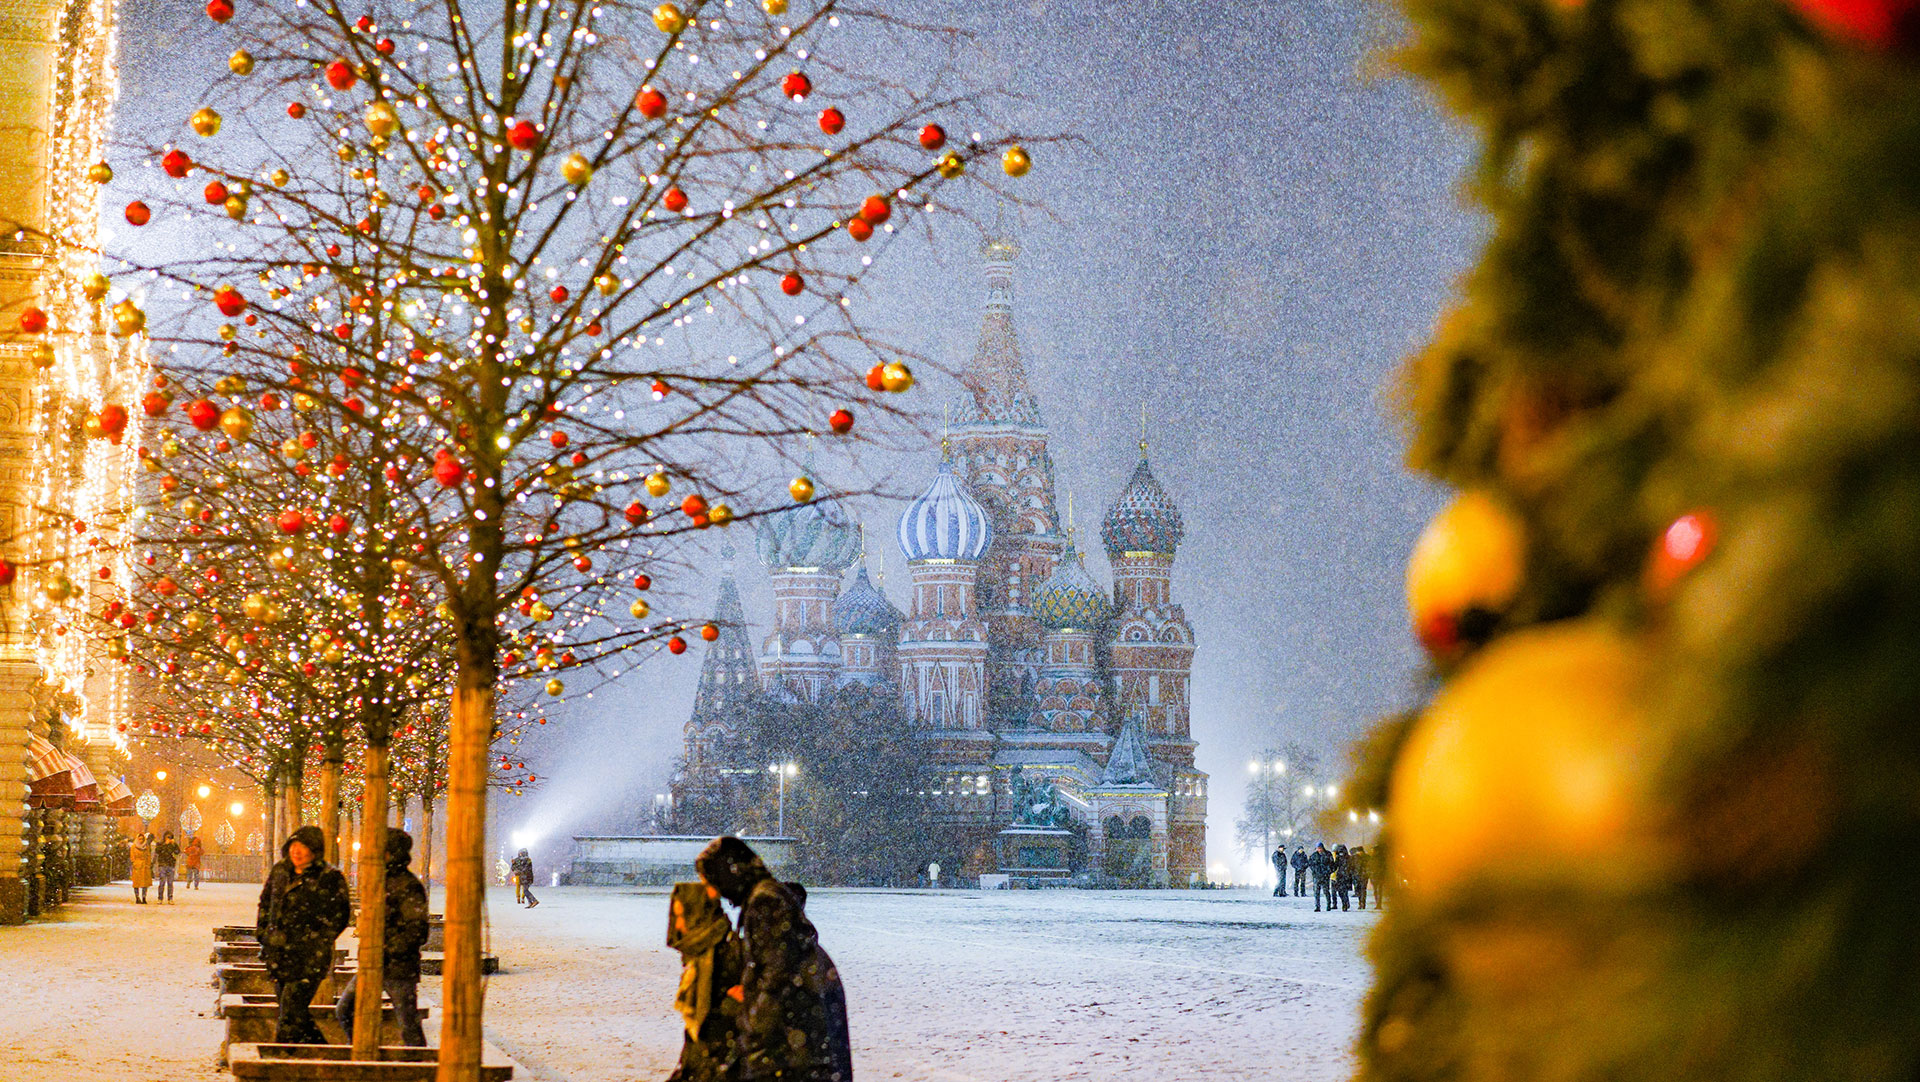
1033, 543, 1111, 631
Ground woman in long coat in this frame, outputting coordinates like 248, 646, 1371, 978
696, 836, 852, 1082
666, 880, 744, 1082
129, 833, 153, 904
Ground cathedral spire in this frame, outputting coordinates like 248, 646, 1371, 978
951, 233, 1045, 432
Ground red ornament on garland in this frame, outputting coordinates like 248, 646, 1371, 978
187, 399, 221, 431
864, 364, 886, 391
206, 0, 234, 22
163, 148, 192, 177
508, 120, 540, 150
550, 284, 570, 303
818, 107, 845, 134
859, 194, 891, 224
663, 186, 688, 213
701, 623, 719, 641
328, 513, 350, 534
1789, 0, 1920, 51
829, 408, 854, 434
919, 123, 947, 151
633, 573, 652, 590
124, 201, 151, 226
636, 88, 668, 119
433, 454, 464, 487
1644, 509, 1720, 600
375, 37, 395, 55
18, 307, 47, 334
97, 405, 128, 441
142, 391, 172, 417
287, 101, 307, 119
848, 218, 873, 242
782, 70, 812, 99
213, 285, 246, 316
549, 430, 569, 448
204, 180, 229, 204
681, 493, 709, 518
276, 509, 307, 535
625, 502, 650, 526
326, 59, 357, 90
668, 636, 688, 654
354, 14, 373, 31
781, 272, 804, 296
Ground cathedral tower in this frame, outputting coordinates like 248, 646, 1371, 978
895, 461, 993, 731
1030, 539, 1111, 734
754, 499, 860, 701
833, 555, 903, 686
678, 562, 758, 805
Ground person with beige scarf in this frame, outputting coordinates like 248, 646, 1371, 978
666, 880, 745, 1082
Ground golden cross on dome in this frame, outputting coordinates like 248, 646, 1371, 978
941, 402, 951, 460
1140, 402, 1150, 457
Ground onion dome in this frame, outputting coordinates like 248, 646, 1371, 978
898, 461, 993, 562
755, 499, 860, 571
833, 566, 903, 637
1033, 542, 1112, 631
1100, 455, 1185, 558
951, 236, 1047, 432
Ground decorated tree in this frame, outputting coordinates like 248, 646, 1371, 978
1366, 2, 1920, 1081
84, 0, 1028, 1071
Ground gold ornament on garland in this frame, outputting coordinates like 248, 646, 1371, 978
789, 475, 815, 503
111, 299, 146, 336
190, 107, 223, 137
365, 101, 399, 137
1002, 145, 1032, 177
653, 3, 687, 33
763, 0, 788, 14
229, 49, 254, 76
87, 161, 113, 184
645, 471, 671, 497
561, 152, 593, 186
82, 272, 110, 301
937, 152, 964, 179
630, 598, 651, 619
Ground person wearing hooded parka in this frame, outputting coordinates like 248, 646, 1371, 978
666, 880, 745, 1082
334, 827, 430, 1046
696, 836, 853, 1082
257, 825, 352, 1044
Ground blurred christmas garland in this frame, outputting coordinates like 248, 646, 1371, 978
1363, 1, 1920, 1080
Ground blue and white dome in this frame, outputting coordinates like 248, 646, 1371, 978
1033, 543, 1112, 631
833, 566, 903, 637
755, 499, 861, 572
897, 461, 993, 562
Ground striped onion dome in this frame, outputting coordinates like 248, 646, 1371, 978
754, 499, 861, 572
833, 566, 903, 637
897, 461, 993, 562
1100, 456, 1185, 558
1033, 542, 1112, 631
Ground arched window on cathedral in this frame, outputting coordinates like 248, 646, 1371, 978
1129, 816, 1154, 839
1104, 815, 1126, 838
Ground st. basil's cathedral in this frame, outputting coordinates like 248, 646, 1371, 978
674, 239, 1208, 886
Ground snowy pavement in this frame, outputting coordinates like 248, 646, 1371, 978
0, 881, 1374, 1081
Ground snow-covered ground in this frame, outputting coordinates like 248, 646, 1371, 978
0, 881, 1374, 1081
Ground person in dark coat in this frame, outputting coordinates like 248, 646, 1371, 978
335, 828, 429, 1046
1332, 844, 1353, 911
1271, 846, 1288, 897
1290, 845, 1309, 898
1351, 845, 1372, 910
511, 849, 539, 908
667, 880, 746, 1082
154, 831, 181, 903
257, 825, 351, 1044
696, 836, 852, 1082
1307, 843, 1335, 912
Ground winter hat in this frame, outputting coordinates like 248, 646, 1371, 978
283, 825, 327, 860
695, 835, 771, 904
385, 828, 413, 866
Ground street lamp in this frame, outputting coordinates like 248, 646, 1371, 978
197, 784, 213, 799
155, 769, 168, 782
230, 801, 245, 818
768, 762, 798, 835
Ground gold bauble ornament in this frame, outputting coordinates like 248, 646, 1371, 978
937, 152, 964, 179
434, 601, 455, 622
280, 438, 307, 461
645, 471, 671, 497
594, 273, 619, 296
229, 49, 255, 76
242, 593, 270, 620
880, 361, 914, 392
82, 272, 111, 301
219, 407, 253, 441
87, 161, 114, 184
217, 323, 238, 341
293, 392, 318, 412
1406, 491, 1526, 655
1390, 621, 1659, 902
322, 643, 345, 664
112, 299, 146, 336
545, 678, 565, 697
561, 152, 594, 186
709, 502, 734, 526
82, 416, 105, 440
178, 496, 203, 520
183, 611, 207, 632
653, 2, 687, 33
268, 549, 294, 573
529, 601, 554, 622
1002, 145, 1032, 177
518, 317, 536, 334
269, 168, 290, 187
630, 598, 651, 619
365, 101, 399, 137
224, 194, 248, 220
763, 0, 787, 12
33, 341, 56, 369
789, 475, 815, 503
191, 107, 223, 137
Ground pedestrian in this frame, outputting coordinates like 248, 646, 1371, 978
666, 880, 745, 1082
1351, 845, 1371, 910
696, 836, 853, 1082
185, 835, 205, 889
154, 831, 180, 903
257, 825, 352, 1045
1332, 844, 1353, 911
129, 832, 153, 904
511, 849, 539, 908
335, 828, 429, 1046
1308, 842, 1335, 912
1271, 846, 1288, 897
1291, 845, 1309, 898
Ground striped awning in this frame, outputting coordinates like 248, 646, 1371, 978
26, 735, 74, 808
67, 754, 99, 809
99, 774, 136, 817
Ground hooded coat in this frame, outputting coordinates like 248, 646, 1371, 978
129, 834, 153, 889
380, 829, 431, 982
697, 836, 853, 1082
667, 881, 745, 1082
256, 825, 352, 982
1307, 845, 1335, 882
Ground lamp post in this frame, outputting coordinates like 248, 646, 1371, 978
768, 762, 798, 835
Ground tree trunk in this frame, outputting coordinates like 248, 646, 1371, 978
436, 674, 494, 1081
283, 767, 304, 831
318, 753, 344, 864
421, 792, 435, 895
264, 778, 281, 881
352, 741, 392, 1059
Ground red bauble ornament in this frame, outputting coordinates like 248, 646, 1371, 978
325, 243, 342, 258
636, 88, 668, 119
865, 364, 886, 391
276, 509, 307, 535
859, 194, 891, 224
668, 636, 688, 654
663, 186, 688, 213
681, 493, 708, 517
355, 14, 373, 31
782, 70, 812, 99
213, 285, 246, 316
124, 201, 150, 226
848, 218, 873, 242
375, 37, 395, 55
550, 284, 570, 303
829, 408, 854, 434
187, 399, 221, 431
203, 180, 228, 204
818, 107, 845, 134
343, 396, 365, 414
625, 502, 649, 526
206, 0, 234, 22
328, 513, 350, 534
1790, 0, 1920, 51
781, 272, 804, 296
287, 101, 307, 119
573, 556, 593, 573
508, 120, 540, 150
18, 307, 47, 334
433, 455, 464, 487
633, 573, 652, 590
700, 623, 719, 641
326, 59, 357, 90
340, 366, 364, 388
919, 123, 947, 151
98, 405, 128, 439
142, 391, 172, 417
549, 430, 569, 448
162, 148, 191, 177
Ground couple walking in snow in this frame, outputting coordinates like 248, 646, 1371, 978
667, 836, 853, 1082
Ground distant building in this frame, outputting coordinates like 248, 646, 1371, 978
676, 239, 1207, 886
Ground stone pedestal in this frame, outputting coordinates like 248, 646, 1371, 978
996, 826, 1074, 881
